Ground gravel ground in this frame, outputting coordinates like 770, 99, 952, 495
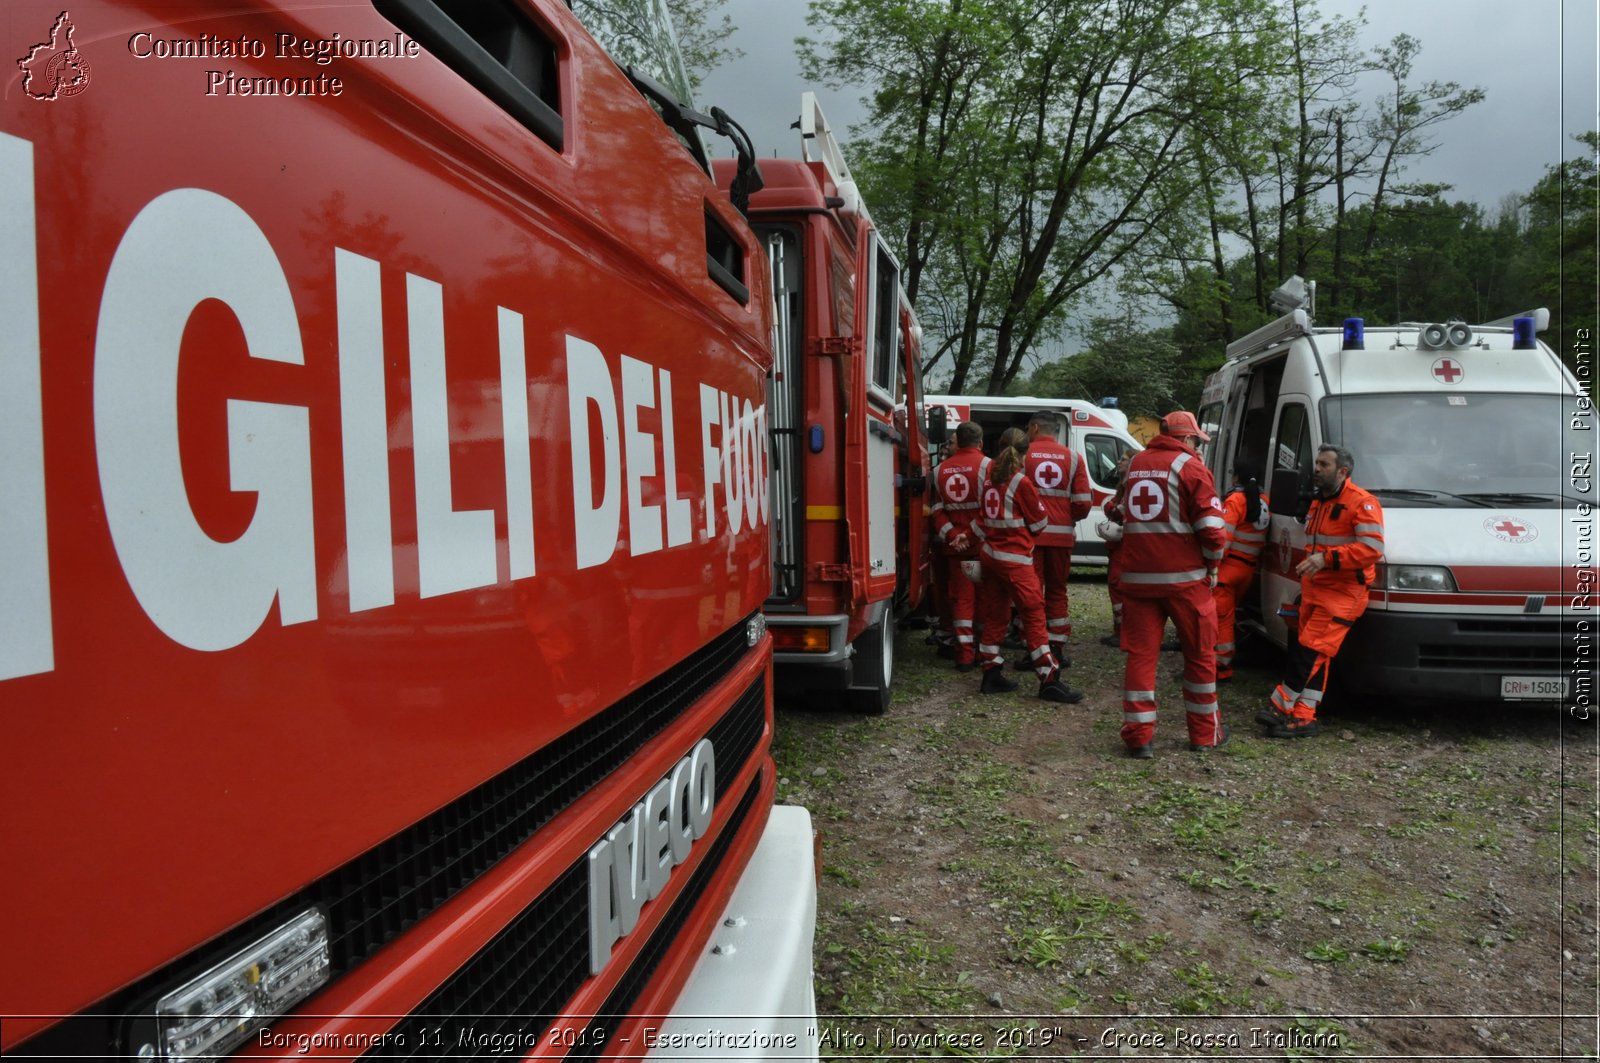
772, 572, 1600, 1060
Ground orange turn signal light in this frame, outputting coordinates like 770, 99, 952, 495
771, 626, 831, 653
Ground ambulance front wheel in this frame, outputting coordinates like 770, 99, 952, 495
845, 608, 896, 715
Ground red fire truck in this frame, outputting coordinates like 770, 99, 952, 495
2, 2, 815, 1059
715, 93, 931, 713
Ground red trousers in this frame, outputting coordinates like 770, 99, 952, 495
977, 557, 1058, 679
1271, 584, 1368, 722
1106, 541, 1126, 645
1032, 545, 1073, 646
945, 553, 979, 665
1212, 557, 1255, 678
1120, 582, 1221, 749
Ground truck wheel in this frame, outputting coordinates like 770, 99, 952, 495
845, 609, 895, 715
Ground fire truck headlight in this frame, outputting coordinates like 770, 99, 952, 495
746, 613, 767, 647
1385, 565, 1457, 592
144, 909, 330, 1063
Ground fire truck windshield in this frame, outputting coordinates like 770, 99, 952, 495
1322, 392, 1587, 506
571, 0, 709, 157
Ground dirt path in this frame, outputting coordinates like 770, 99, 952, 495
772, 575, 1599, 1060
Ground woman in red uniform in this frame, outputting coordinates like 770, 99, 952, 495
970, 429, 1082, 703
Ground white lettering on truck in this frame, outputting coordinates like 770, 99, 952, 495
585, 738, 715, 974
94, 186, 319, 653
0, 132, 767, 681
0, 133, 51, 680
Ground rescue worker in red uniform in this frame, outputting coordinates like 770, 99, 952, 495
1103, 412, 1228, 757
1023, 411, 1093, 665
1214, 459, 1270, 681
930, 423, 990, 671
972, 429, 1083, 703
1259, 444, 1385, 739
1098, 450, 1135, 648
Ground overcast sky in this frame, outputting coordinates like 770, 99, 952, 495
696, 0, 1599, 210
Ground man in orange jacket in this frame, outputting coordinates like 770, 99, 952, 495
1260, 444, 1385, 739
1214, 459, 1269, 681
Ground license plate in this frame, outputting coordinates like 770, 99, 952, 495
1501, 675, 1569, 700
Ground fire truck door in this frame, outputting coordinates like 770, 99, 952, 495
897, 304, 928, 608
862, 237, 901, 594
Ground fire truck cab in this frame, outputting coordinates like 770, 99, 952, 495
922, 394, 1144, 565
3, 1, 817, 1058
716, 94, 931, 713
1198, 290, 1591, 706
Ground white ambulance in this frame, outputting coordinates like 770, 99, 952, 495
1198, 305, 1593, 706
923, 394, 1143, 565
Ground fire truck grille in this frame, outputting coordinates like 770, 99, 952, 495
568, 778, 763, 1060
12, 617, 760, 1060
373, 689, 766, 1059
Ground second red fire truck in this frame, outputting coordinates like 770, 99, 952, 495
717, 93, 932, 714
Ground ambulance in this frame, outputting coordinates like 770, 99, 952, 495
1198, 298, 1593, 706
922, 394, 1144, 564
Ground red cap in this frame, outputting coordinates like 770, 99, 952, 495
1161, 410, 1211, 441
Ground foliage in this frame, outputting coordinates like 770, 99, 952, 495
662, 0, 743, 91
1024, 317, 1186, 419
802, 0, 1282, 394
797, 0, 1598, 401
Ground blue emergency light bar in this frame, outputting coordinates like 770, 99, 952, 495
1342, 318, 1364, 350
1512, 316, 1537, 350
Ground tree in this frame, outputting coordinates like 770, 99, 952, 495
1027, 317, 1185, 418
805, 0, 1281, 395
664, 0, 743, 91
573, 0, 742, 99
1519, 132, 1599, 366
1359, 33, 1486, 258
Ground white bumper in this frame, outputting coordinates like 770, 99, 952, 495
645, 805, 820, 1061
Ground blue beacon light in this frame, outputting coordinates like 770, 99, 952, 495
1342, 318, 1364, 351
1512, 316, 1537, 350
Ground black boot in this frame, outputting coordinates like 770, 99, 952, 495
1038, 677, 1084, 704
980, 667, 1019, 694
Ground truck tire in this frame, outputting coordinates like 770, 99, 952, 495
844, 608, 895, 715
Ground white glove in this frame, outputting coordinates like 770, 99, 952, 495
1097, 519, 1123, 543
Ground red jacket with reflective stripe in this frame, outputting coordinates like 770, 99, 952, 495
931, 446, 991, 548
1304, 478, 1385, 589
1024, 437, 1092, 548
972, 471, 1048, 567
1104, 434, 1227, 593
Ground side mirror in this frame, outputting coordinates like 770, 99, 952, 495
926, 405, 949, 446
1268, 467, 1311, 520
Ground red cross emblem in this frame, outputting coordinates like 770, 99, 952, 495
983, 485, 1003, 519
1034, 460, 1064, 489
1127, 479, 1166, 522
1431, 357, 1463, 384
1483, 515, 1538, 544
943, 472, 970, 503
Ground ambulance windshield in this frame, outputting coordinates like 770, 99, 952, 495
1322, 393, 1588, 507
